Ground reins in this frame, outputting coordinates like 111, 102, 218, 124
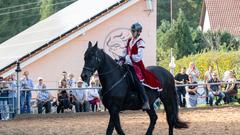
83, 49, 128, 98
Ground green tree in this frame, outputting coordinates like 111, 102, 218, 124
203, 31, 240, 51
191, 27, 208, 53
0, 0, 40, 43
19, 0, 41, 31
40, 0, 54, 20
204, 30, 222, 50
156, 20, 175, 65
53, 0, 75, 12
0, 0, 75, 44
0, 0, 11, 43
171, 9, 194, 58
173, 51, 240, 79
157, 0, 202, 28
157, 10, 194, 66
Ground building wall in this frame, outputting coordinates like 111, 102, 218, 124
22, 0, 157, 91
203, 10, 211, 32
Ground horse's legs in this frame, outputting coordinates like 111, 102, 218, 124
109, 109, 125, 135
146, 105, 158, 135
166, 110, 174, 135
159, 95, 174, 135
106, 115, 114, 135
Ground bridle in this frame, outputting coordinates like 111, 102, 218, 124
83, 50, 120, 76
82, 50, 128, 98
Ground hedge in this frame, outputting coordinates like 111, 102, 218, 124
159, 51, 240, 79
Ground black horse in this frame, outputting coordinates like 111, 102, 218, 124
81, 41, 188, 135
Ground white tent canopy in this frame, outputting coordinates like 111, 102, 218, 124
0, 0, 121, 70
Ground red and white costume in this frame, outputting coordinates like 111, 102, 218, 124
123, 37, 161, 90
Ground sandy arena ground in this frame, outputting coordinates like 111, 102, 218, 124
0, 106, 240, 135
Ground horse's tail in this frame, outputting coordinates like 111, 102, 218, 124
160, 75, 189, 129
147, 66, 189, 129
171, 84, 189, 129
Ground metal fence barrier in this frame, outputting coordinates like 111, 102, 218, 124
0, 81, 239, 120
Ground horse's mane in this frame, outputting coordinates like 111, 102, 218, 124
98, 48, 120, 68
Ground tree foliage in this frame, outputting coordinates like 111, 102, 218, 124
177, 51, 240, 79
40, 0, 54, 20
0, 0, 40, 43
157, 9, 194, 64
157, 0, 202, 28
0, 0, 75, 44
203, 31, 240, 51
160, 51, 240, 80
172, 9, 194, 59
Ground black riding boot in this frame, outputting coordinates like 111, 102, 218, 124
128, 65, 150, 110
138, 83, 150, 110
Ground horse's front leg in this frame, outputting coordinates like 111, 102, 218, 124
146, 105, 158, 135
109, 108, 125, 135
106, 114, 114, 135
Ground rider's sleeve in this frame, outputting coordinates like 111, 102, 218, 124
125, 55, 132, 65
131, 40, 145, 62
122, 46, 127, 56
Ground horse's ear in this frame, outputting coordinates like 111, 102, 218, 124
93, 41, 98, 48
88, 41, 92, 48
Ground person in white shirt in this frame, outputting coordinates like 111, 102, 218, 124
186, 62, 200, 82
72, 79, 90, 112
68, 73, 76, 105
204, 65, 214, 104
36, 77, 53, 114
224, 70, 238, 103
68, 73, 77, 88
88, 80, 101, 112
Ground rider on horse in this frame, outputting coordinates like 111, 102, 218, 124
121, 22, 151, 110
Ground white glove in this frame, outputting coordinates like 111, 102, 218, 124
125, 55, 132, 65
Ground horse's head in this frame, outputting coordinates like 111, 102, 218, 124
81, 41, 102, 85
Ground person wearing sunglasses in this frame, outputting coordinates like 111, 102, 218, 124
207, 72, 225, 106
119, 22, 161, 110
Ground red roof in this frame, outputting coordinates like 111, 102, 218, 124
201, 0, 240, 36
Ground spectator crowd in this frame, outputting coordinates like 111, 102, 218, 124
0, 62, 239, 120
0, 70, 102, 120
175, 62, 239, 108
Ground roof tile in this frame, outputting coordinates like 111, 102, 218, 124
204, 0, 240, 35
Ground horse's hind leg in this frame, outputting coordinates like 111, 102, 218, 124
106, 115, 114, 135
159, 95, 174, 135
146, 105, 158, 135
109, 109, 125, 135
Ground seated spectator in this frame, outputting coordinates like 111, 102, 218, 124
224, 70, 238, 103
186, 74, 198, 108
72, 79, 90, 112
36, 77, 53, 114
207, 72, 225, 106
88, 80, 101, 112
57, 79, 72, 113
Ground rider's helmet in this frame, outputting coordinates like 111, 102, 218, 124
131, 22, 142, 33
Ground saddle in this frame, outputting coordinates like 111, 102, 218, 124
121, 64, 140, 91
